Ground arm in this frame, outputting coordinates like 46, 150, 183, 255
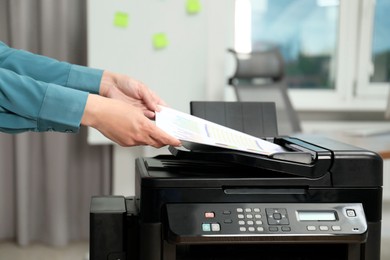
0, 42, 180, 147
0, 68, 180, 147
0, 42, 160, 118
0, 41, 103, 94
0, 68, 87, 133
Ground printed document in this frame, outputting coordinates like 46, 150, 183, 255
156, 106, 286, 156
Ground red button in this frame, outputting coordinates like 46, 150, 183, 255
205, 212, 215, 218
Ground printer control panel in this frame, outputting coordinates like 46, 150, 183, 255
165, 203, 367, 243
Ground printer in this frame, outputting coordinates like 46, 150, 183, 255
90, 102, 383, 260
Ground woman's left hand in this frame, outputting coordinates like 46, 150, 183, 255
99, 71, 165, 119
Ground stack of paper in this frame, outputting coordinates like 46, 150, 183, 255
156, 106, 286, 156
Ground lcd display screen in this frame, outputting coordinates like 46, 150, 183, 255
297, 211, 337, 221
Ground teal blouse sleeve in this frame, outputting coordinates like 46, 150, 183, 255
0, 41, 103, 94
0, 68, 88, 133
0, 41, 103, 133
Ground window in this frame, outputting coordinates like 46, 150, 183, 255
370, 0, 390, 83
234, 0, 390, 111
356, 0, 390, 98
252, 0, 339, 90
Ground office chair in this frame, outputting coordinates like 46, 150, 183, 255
228, 48, 301, 136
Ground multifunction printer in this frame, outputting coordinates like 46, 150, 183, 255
90, 102, 383, 260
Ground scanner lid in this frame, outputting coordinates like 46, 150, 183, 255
167, 136, 332, 179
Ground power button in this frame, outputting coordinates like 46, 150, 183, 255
346, 209, 356, 217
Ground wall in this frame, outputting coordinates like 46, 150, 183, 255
87, 0, 235, 195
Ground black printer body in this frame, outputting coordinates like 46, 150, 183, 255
90, 102, 383, 260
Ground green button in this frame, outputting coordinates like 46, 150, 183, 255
202, 223, 211, 231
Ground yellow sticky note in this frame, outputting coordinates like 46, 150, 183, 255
186, 0, 201, 14
113, 12, 129, 28
152, 33, 169, 50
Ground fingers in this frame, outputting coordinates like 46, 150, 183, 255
143, 110, 156, 119
111, 73, 168, 116
139, 120, 181, 148
124, 110, 181, 148
98, 73, 178, 147
150, 128, 181, 148
136, 82, 167, 113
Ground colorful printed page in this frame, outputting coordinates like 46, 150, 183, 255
156, 106, 286, 156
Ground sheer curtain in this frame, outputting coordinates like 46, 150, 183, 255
0, 0, 111, 246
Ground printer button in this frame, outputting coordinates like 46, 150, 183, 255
281, 226, 291, 232
257, 227, 264, 232
202, 223, 211, 232
211, 223, 220, 232
273, 213, 282, 220
240, 227, 247, 232
332, 225, 342, 231
237, 208, 244, 213
346, 209, 356, 217
307, 225, 316, 231
223, 210, 231, 215
245, 208, 252, 213
238, 214, 245, 219
254, 208, 261, 213
205, 212, 215, 218
269, 227, 278, 232
238, 220, 245, 225
255, 220, 263, 225
224, 219, 233, 224
320, 225, 329, 231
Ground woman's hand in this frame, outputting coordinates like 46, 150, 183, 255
99, 71, 164, 119
81, 94, 181, 148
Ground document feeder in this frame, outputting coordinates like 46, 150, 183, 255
168, 135, 331, 178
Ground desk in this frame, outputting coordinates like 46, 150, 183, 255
321, 132, 390, 159
300, 121, 390, 159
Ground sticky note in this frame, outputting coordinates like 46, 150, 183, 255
186, 0, 201, 14
113, 12, 129, 28
152, 33, 169, 50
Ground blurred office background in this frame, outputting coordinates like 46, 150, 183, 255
0, 0, 111, 248
0, 0, 390, 259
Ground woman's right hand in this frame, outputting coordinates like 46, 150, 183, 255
81, 94, 181, 148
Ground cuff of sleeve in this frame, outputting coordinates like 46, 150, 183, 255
66, 64, 103, 94
38, 84, 89, 133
